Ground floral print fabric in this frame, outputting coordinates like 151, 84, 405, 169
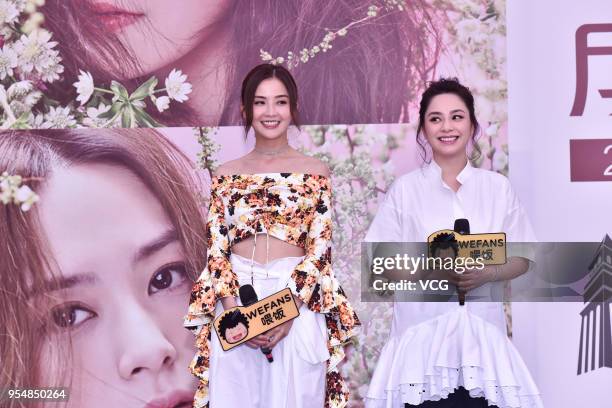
184, 173, 360, 408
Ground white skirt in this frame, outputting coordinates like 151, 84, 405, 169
208, 254, 329, 408
365, 307, 543, 408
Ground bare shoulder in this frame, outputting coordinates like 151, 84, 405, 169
291, 152, 330, 176
213, 158, 245, 176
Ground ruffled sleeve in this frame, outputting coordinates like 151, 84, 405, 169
287, 177, 334, 310
207, 183, 240, 298
183, 179, 241, 407
287, 178, 359, 328
184, 179, 240, 334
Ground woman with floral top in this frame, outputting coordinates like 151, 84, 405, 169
184, 64, 360, 408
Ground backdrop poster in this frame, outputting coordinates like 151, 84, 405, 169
1, 0, 506, 129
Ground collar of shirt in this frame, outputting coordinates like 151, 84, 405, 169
423, 159, 475, 190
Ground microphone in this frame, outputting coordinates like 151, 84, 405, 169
453, 218, 470, 306
453, 218, 470, 235
239, 284, 274, 363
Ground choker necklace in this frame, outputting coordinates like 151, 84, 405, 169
253, 145, 290, 157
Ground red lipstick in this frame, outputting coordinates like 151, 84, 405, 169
145, 390, 193, 408
89, 2, 144, 32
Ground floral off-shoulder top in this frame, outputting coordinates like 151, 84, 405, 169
184, 173, 360, 408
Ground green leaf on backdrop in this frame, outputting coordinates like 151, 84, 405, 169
130, 76, 158, 101
133, 107, 162, 127
97, 102, 121, 120
110, 81, 129, 101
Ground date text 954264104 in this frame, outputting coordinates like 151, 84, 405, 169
0, 388, 69, 402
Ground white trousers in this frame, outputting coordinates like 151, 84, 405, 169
208, 254, 329, 408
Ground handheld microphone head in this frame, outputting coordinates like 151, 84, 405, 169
453, 218, 470, 306
239, 284, 258, 307
454, 218, 470, 235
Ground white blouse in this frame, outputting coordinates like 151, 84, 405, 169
365, 159, 537, 333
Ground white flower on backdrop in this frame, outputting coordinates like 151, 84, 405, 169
0, 171, 39, 211
165, 69, 192, 103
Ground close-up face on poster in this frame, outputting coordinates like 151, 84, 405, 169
0, 1, 610, 408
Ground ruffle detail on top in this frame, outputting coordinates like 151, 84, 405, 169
365, 307, 543, 408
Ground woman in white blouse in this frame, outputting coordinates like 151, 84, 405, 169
364, 78, 543, 408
